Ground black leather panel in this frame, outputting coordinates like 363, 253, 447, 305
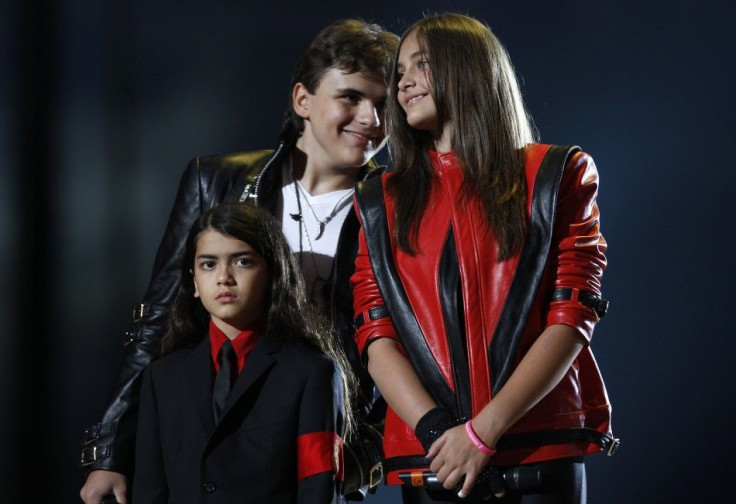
488, 145, 580, 395
355, 177, 456, 412
438, 228, 470, 419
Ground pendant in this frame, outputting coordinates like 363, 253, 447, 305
316, 221, 326, 240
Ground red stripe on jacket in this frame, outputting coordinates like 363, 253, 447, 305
296, 431, 344, 482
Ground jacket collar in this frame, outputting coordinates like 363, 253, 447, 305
185, 334, 282, 433
253, 139, 385, 207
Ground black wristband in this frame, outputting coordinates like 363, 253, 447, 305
414, 407, 456, 453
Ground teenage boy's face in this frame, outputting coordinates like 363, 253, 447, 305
294, 68, 387, 171
193, 229, 269, 339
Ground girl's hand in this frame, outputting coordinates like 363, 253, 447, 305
427, 424, 504, 499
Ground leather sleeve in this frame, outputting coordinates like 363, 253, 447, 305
350, 203, 399, 358
80, 159, 206, 475
296, 356, 345, 504
545, 150, 608, 342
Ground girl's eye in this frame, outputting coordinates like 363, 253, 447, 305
418, 59, 430, 70
199, 260, 215, 270
236, 258, 253, 267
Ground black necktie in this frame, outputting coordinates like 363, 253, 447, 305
212, 341, 236, 423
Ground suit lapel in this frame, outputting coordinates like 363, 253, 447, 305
217, 337, 277, 424
184, 338, 217, 431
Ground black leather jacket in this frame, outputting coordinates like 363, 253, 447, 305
80, 138, 385, 496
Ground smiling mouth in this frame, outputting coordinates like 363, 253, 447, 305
344, 130, 378, 145
406, 94, 426, 106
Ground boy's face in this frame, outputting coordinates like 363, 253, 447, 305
193, 229, 269, 339
293, 68, 387, 173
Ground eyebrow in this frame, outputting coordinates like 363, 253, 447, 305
335, 87, 366, 96
195, 250, 255, 260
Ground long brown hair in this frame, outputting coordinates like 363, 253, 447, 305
386, 13, 537, 260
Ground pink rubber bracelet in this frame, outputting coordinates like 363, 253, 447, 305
465, 421, 496, 457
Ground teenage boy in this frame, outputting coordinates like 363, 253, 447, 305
80, 19, 398, 504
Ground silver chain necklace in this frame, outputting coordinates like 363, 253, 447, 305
292, 179, 354, 240
289, 180, 323, 302
288, 176, 351, 304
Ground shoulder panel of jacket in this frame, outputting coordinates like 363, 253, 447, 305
192, 149, 276, 207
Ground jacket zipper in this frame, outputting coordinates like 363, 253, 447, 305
239, 140, 286, 205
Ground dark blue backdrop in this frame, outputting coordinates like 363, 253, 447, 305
2, 1, 734, 502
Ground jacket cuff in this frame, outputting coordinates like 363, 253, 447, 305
80, 420, 134, 476
546, 303, 597, 342
80, 441, 134, 477
355, 319, 398, 359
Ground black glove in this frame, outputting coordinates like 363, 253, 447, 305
414, 407, 458, 453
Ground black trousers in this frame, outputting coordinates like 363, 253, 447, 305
400, 457, 586, 504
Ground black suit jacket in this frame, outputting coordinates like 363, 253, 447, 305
132, 335, 344, 504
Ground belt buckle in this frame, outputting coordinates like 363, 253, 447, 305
596, 298, 610, 318
81, 444, 111, 465
132, 304, 146, 322
368, 462, 383, 489
80, 445, 97, 466
606, 438, 620, 456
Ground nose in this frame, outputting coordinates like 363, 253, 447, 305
398, 71, 413, 92
217, 265, 234, 285
357, 100, 381, 128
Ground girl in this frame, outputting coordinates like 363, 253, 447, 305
133, 202, 353, 503
351, 13, 616, 504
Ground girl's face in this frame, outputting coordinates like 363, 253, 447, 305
192, 229, 269, 339
396, 32, 447, 147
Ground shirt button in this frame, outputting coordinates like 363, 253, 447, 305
203, 481, 216, 493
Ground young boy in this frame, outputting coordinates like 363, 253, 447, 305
134, 202, 350, 503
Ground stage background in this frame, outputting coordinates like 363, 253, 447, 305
2, 1, 734, 502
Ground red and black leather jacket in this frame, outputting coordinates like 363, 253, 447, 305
352, 145, 614, 484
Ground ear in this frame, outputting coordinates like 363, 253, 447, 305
292, 82, 311, 119
192, 271, 200, 299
